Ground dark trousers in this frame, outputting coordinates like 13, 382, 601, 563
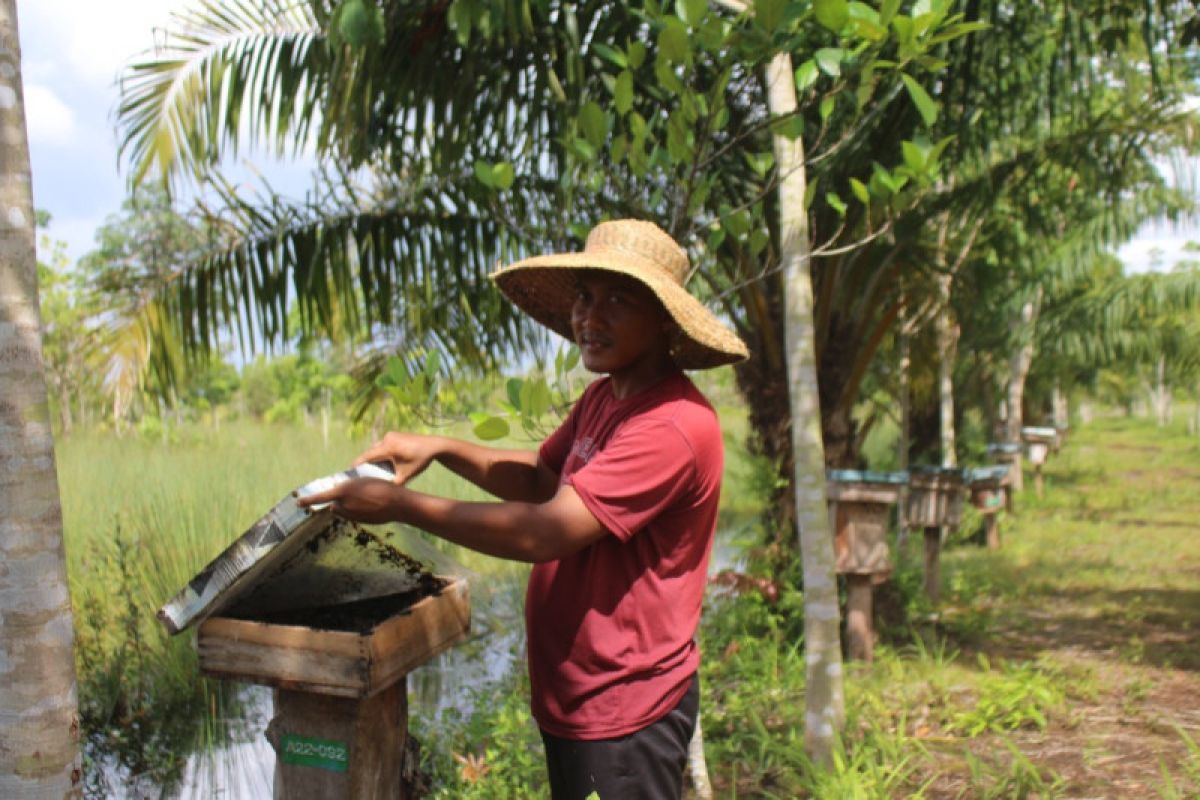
540, 676, 699, 800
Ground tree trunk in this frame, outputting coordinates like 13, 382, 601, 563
1005, 293, 1040, 492
896, 304, 912, 550
767, 50, 844, 764
1155, 355, 1170, 427
936, 275, 958, 468
1052, 381, 1068, 433
1194, 380, 1200, 437
0, 3, 82, 794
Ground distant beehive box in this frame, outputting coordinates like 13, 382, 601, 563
905, 467, 964, 529
965, 465, 1009, 514
1021, 426, 1057, 466
158, 463, 470, 697
826, 471, 906, 578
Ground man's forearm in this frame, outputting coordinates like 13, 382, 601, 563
431, 437, 555, 503
392, 486, 557, 562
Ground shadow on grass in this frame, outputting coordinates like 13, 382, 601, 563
930, 564, 1200, 672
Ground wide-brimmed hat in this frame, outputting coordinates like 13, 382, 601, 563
490, 219, 749, 370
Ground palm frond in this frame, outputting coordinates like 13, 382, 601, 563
117, 0, 322, 188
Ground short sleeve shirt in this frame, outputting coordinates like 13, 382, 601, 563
528, 371, 724, 739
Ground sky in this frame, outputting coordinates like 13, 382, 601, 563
17, 0, 1200, 272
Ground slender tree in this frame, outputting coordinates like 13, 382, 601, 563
0, 1, 82, 795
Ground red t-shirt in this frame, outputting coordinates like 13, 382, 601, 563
529, 371, 724, 739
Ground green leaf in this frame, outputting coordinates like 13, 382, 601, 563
591, 42, 628, 68
744, 150, 774, 177
826, 192, 847, 216
563, 345, 580, 372
658, 17, 691, 64
447, 0, 473, 46
423, 349, 442, 379
803, 179, 818, 210
654, 54, 684, 95
814, 0, 850, 32
577, 101, 610, 148
755, 0, 786, 32
520, 378, 551, 418
614, 70, 634, 114
819, 95, 836, 120
794, 60, 819, 91
472, 160, 495, 188
506, 377, 523, 409
815, 48, 845, 76
749, 229, 769, 255
472, 414, 510, 441
900, 140, 926, 173
666, 109, 691, 163
706, 226, 726, 252
627, 41, 647, 70
849, 177, 870, 204
676, 0, 708, 26
900, 73, 938, 126
491, 161, 515, 190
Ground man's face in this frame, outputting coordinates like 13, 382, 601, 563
570, 271, 671, 375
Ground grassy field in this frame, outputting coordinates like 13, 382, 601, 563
697, 412, 1200, 798
55, 410, 1200, 796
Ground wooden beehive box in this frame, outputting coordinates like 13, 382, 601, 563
158, 462, 471, 697
1021, 426, 1057, 466
197, 576, 469, 698
826, 471, 906, 578
906, 467, 964, 529
965, 465, 1009, 514
985, 441, 1022, 468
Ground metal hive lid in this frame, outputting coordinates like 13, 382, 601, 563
157, 462, 396, 635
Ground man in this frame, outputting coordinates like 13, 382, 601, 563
300, 219, 748, 799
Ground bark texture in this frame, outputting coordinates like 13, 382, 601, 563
0, 2, 82, 795
767, 50, 844, 763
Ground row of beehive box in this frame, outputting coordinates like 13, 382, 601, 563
828, 463, 1009, 577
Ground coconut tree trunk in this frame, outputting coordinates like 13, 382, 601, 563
0, 2, 82, 795
767, 50, 844, 764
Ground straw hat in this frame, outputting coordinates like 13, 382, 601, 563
490, 220, 749, 370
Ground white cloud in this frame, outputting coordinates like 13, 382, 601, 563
20, 0, 189, 89
24, 83, 76, 145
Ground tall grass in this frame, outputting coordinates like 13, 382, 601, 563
58, 422, 368, 792
58, 415, 580, 792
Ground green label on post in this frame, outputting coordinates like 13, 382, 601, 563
280, 734, 349, 772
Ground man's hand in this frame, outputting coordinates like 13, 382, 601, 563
353, 432, 443, 485
297, 477, 403, 524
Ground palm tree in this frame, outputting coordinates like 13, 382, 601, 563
0, 0, 82, 795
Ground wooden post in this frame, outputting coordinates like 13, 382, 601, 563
267, 678, 411, 800
844, 575, 874, 663
923, 527, 941, 604
984, 514, 1001, 550
1034, 465, 1044, 498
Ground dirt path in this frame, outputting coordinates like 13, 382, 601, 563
915, 422, 1200, 798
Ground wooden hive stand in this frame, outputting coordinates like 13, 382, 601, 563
905, 466, 965, 604
826, 471, 906, 663
1021, 426, 1058, 498
199, 577, 470, 799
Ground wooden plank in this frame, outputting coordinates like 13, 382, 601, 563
197, 576, 470, 697
199, 631, 369, 697
368, 580, 470, 693
199, 617, 365, 657
267, 679, 414, 799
